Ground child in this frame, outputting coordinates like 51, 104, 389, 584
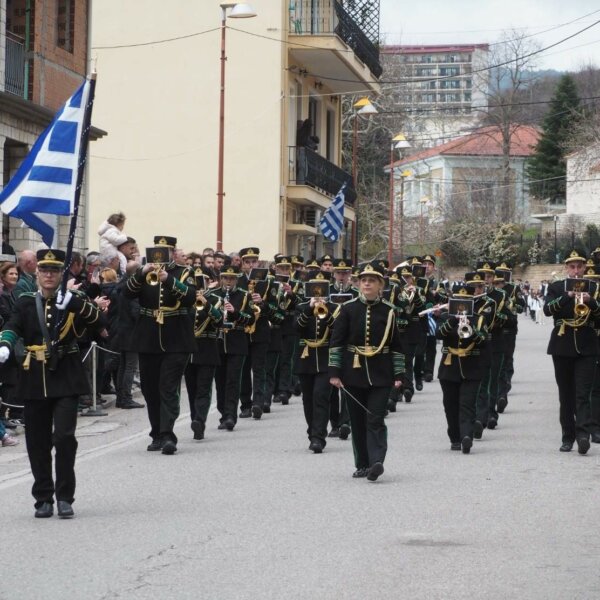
98, 212, 128, 275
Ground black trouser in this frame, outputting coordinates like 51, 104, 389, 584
552, 355, 596, 443
24, 396, 78, 508
498, 330, 516, 398
424, 335, 437, 377
299, 373, 331, 445
276, 334, 297, 398
403, 346, 416, 393
265, 351, 279, 407
240, 341, 269, 410
345, 385, 388, 469
138, 352, 189, 444
184, 362, 215, 424
476, 351, 503, 425
439, 379, 480, 443
591, 358, 600, 435
214, 352, 245, 424
116, 351, 138, 405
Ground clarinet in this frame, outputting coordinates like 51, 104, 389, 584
222, 285, 234, 330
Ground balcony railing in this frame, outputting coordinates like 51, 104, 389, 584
5, 31, 26, 97
289, 0, 382, 78
289, 146, 356, 206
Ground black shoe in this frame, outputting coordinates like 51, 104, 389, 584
488, 417, 498, 430
224, 418, 235, 431
218, 422, 228, 430
281, 395, 290, 406
147, 439, 163, 451
339, 424, 351, 440
415, 380, 423, 391
473, 420, 484, 440
461, 436, 473, 454
262, 404, 271, 414
309, 440, 324, 454
57, 500, 74, 519
423, 373, 433, 383
328, 427, 340, 438
239, 408, 252, 418
497, 396, 508, 414
3, 419, 17, 429
352, 467, 369, 478
387, 399, 396, 412
34, 502, 53, 518
367, 462, 384, 481
101, 386, 116, 395
161, 440, 177, 455
577, 437, 590, 455
293, 383, 302, 396
451, 442, 462, 451
591, 432, 600, 444
403, 389, 413, 403
191, 420, 205, 441
559, 441, 573, 452
272, 394, 282, 403
251, 405, 262, 420
121, 400, 145, 409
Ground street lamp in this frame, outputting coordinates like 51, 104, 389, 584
216, 3, 257, 252
351, 97, 378, 263
388, 133, 411, 266
398, 169, 412, 259
419, 196, 430, 252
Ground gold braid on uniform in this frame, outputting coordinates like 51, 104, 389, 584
351, 306, 395, 368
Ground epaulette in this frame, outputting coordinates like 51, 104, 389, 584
20, 292, 37, 298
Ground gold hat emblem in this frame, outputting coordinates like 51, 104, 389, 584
586, 268, 595, 276
159, 237, 167, 245
570, 250, 578, 258
483, 263, 490, 270
316, 273, 325, 279
500, 262, 508, 269
458, 288, 467, 296
365, 264, 374, 272
44, 250, 56, 261
339, 260, 346, 267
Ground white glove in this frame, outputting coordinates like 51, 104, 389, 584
0, 347, 10, 364
55, 290, 73, 310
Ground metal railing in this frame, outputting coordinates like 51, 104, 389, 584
289, 146, 356, 205
289, 0, 382, 78
5, 31, 26, 97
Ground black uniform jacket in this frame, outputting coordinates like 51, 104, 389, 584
0, 290, 103, 400
190, 292, 223, 366
397, 287, 426, 347
238, 273, 277, 344
544, 279, 600, 357
329, 296, 405, 389
294, 300, 339, 375
500, 282, 526, 332
437, 298, 492, 382
212, 285, 256, 355
485, 288, 506, 354
124, 264, 196, 353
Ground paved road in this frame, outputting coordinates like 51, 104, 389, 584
1, 316, 599, 600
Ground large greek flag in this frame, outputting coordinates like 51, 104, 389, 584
319, 182, 347, 242
0, 79, 92, 246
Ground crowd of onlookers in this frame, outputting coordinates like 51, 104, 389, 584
0, 212, 248, 450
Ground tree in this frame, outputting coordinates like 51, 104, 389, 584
526, 74, 582, 203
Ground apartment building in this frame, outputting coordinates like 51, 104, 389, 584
0, 0, 103, 252
381, 44, 490, 147
89, 0, 381, 259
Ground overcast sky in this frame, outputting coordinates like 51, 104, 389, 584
380, 0, 600, 71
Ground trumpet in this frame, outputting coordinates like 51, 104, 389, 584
313, 297, 329, 319
418, 303, 448, 317
458, 312, 473, 339
574, 292, 590, 318
146, 264, 165, 286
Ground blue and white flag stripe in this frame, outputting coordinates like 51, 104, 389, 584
0, 79, 91, 246
319, 182, 347, 242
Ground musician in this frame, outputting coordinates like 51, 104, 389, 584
185, 269, 223, 441
329, 262, 404, 481
213, 265, 256, 430
320, 254, 334, 273
474, 260, 506, 437
544, 250, 600, 453
586, 262, 600, 444
295, 272, 339, 453
330, 258, 357, 296
494, 262, 526, 413
421, 254, 440, 383
437, 278, 492, 453
0, 249, 103, 518
124, 236, 195, 455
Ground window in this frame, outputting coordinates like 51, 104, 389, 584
439, 67, 459, 77
416, 68, 435, 77
440, 80, 460, 89
464, 92, 472, 102
326, 109, 335, 161
57, 0, 75, 53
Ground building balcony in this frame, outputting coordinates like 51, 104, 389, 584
5, 31, 26, 98
288, 145, 355, 206
288, 0, 381, 93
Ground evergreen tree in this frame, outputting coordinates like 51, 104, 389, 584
527, 74, 581, 203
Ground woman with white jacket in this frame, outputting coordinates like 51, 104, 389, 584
98, 212, 128, 274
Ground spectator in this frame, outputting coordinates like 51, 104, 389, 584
0, 416, 18, 447
229, 252, 241, 269
188, 252, 202, 267
173, 247, 187, 265
67, 251, 87, 287
117, 237, 139, 271
98, 212, 128, 274
202, 247, 214, 257
214, 251, 227, 272
14, 250, 37, 299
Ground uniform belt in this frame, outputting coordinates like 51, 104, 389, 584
347, 345, 389, 354
195, 332, 218, 339
140, 306, 189, 323
443, 343, 475, 366
555, 318, 593, 335
22, 342, 79, 370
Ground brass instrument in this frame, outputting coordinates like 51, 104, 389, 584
244, 279, 262, 334
146, 264, 165, 286
458, 313, 473, 339
313, 299, 329, 319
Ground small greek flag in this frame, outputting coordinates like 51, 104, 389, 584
0, 79, 92, 246
319, 182, 347, 242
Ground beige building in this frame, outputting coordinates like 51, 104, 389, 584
89, 0, 381, 259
